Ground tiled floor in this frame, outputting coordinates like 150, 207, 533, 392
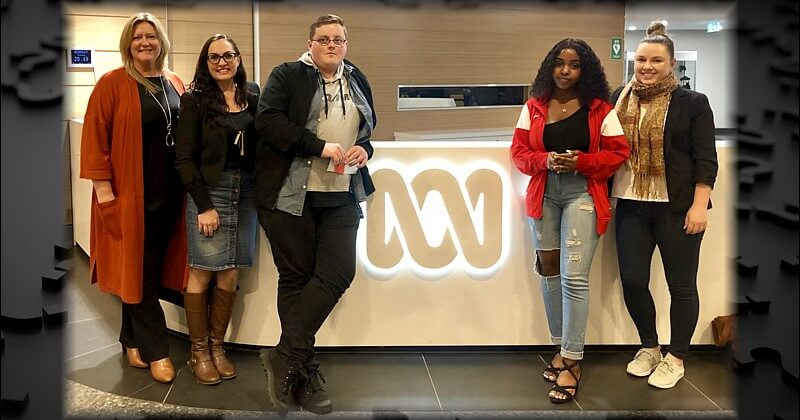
66, 250, 737, 417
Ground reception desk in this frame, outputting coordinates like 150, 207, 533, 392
69, 120, 734, 347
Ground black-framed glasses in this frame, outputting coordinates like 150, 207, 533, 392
312, 38, 347, 46
207, 52, 239, 64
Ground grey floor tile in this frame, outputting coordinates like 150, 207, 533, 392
572, 351, 722, 411
66, 339, 122, 374
424, 351, 580, 411
125, 376, 174, 403
65, 252, 120, 323
164, 350, 272, 411
65, 316, 121, 360
683, 350, 736, 410
315, 352, 441, 411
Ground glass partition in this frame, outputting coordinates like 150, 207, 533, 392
397, 84, 529, 110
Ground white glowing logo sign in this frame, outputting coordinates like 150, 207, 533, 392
357, 159, 510, 279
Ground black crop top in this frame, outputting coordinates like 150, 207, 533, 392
542, 105, 590, 153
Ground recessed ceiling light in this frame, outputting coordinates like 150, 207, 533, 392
627, 25, 638, 30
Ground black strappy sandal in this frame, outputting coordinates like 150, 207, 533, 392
542, 349, 563, 383
549, 359, 581, 404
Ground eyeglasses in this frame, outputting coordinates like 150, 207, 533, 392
207, 52, 239, 64
312, 38, 347, 46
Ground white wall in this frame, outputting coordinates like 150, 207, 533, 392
624, 29, 735, 128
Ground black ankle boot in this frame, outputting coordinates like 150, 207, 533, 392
261, 348, 305, 414
295, 358, 333, 414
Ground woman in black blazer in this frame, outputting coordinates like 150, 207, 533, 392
175, 34, 259, 385
611, 21, 718, 389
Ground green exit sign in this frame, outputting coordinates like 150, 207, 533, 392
611, 37, 623, 60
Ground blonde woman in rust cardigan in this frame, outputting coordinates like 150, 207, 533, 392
80, 12, 188, 384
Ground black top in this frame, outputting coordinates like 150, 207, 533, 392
306, 191, 353, 207
542, 105, 590, 154
174, 82, 261, 214
139, 76, 182, 212
223, 108, 256, 171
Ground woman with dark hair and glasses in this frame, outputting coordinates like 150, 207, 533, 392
80, 12, 187, 384
175, 34, 260, 385
511, 38, 629, 403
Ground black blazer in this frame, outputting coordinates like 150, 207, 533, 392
254, 59, 376, 211
175, 81, 260, 213
611, 86, 718, 213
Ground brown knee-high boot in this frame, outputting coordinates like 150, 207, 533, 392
184, 292, 221, 385
209, 287, 237, 379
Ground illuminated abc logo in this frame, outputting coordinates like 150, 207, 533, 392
363, 165, 507, 277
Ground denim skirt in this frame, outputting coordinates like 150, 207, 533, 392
185, 170, 257, 270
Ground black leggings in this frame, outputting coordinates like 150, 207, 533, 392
615, 199, 704, 359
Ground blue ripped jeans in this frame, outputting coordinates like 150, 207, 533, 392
528, 171, 599, 360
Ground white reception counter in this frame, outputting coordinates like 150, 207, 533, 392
69, 119, 734, 347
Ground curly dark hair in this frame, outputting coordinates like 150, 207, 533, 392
530, 38, 610, 105
187, 34, 249, 128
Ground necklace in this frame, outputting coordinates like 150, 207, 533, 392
148, 76, 174, 146
552, 98, 575, 113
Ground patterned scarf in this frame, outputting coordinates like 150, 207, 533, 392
615, 72, 679, 198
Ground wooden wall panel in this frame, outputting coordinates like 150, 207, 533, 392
64, 2, 624, 139
65, 1, 254, 117
258, 4, 625, 140
64, 3, 166, 19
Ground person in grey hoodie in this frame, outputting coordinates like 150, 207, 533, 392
255, 14, 376, 415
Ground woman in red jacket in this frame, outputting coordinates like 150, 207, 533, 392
80, 12, 188, 384
510, 38, 629, 403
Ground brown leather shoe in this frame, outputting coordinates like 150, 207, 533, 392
149, 357, 176, 383
184, 292, 222, 385
209, 287, 237, 379
124, 346, 149, 369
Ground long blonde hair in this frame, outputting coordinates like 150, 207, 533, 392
119, 12, 171, 93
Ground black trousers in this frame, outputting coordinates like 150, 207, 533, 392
119, 208, 176, 363
614, 198, 704, 359
258, 201, 360, 364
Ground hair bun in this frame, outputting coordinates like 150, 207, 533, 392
646, 20, 668, 36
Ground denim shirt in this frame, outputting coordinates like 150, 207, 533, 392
274, 62, 375, 216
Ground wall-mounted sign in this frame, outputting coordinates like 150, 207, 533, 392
611, 37, 623, 60
358, 151, 512, 280
67, 47, 94, 68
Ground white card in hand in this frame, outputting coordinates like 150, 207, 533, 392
327, 159, 358, 175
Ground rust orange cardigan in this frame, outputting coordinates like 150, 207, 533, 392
80, 67, 189, 304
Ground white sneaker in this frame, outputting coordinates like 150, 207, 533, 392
626, 348, 662, 377
647, 355, 685, 389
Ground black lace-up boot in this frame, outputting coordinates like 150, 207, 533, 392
261, 348, 306, 414
295, 358, 333, 414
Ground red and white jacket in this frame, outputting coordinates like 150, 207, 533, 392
510, 97, 629, 235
